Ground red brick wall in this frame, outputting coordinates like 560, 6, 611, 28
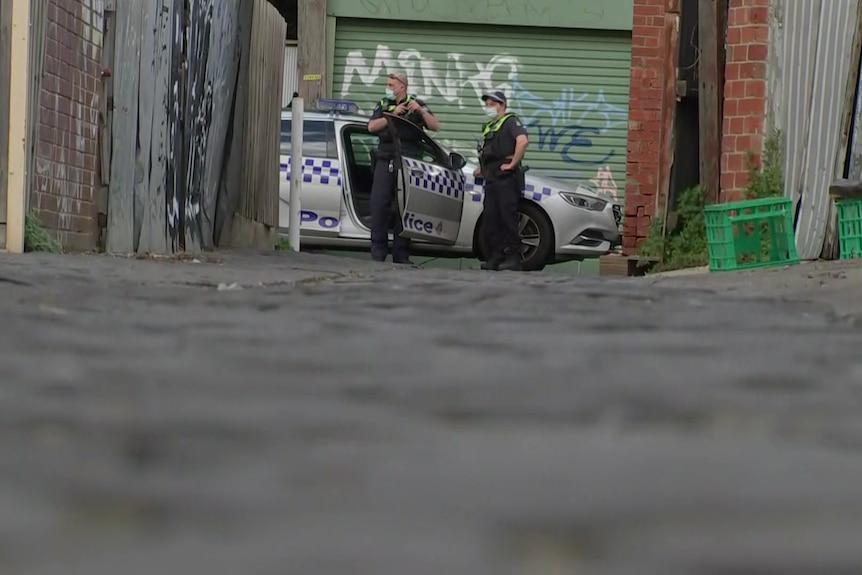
31, 0, 103, 251
623, 0, 667, 255
720, 0, 769, 202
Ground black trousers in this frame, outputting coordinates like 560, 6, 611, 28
483, 175, 521, 258
370, 159, 411, 260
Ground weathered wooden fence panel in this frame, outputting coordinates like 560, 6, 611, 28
230, 0, 285, 246
199, 0, 242, 249
107, 0, 142, 254
134, 0, 171, 255
166, 0, 185, 253
214, 0, 254, 247
107, 0, 283, 255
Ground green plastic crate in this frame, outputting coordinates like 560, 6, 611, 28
704, 197, 800, 272
836, 198, 862, 259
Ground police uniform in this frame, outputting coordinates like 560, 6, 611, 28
368, 93, 433, 263
478, 91, 528, 271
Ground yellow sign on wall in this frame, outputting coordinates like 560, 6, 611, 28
303, 74, 321, 81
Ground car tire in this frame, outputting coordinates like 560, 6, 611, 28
476, 201, 554, 272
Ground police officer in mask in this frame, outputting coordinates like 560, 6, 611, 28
366, 71, 440, 263
474, 90, 529, 271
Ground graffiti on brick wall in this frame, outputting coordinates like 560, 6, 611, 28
339, 44, 627, 188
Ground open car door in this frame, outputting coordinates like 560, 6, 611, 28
383, 113, 467, 245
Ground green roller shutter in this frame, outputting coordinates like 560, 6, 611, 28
333, 19, 631, 204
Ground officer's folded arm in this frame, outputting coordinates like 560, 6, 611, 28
367, 116, 388, 134
420, 108, 440, 132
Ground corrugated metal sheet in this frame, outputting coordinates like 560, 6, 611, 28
283, 43, 298, 107
770, 0, 861, 260
332, 19, 631, 201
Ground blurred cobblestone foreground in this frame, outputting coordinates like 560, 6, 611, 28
3, 252, 862, 575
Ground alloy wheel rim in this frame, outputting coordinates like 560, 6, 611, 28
518, 212, 541, 261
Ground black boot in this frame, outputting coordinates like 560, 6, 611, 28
481, 254, 503, 270
496, 253, 522, 271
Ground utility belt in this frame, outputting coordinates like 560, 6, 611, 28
370, 149, 399, 175
481, 157, 527, 189
371, 149, 398, 162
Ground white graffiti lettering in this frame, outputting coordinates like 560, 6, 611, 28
340, 44, 518, 108
339, 44, 627, 186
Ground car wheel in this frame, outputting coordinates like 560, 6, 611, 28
517, 201, 553, 271
476, 202, 554, 271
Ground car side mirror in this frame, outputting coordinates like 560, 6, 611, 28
449, 152, 467, 170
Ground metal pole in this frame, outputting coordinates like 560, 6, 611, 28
288, 97, 304, 252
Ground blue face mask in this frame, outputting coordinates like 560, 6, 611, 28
385, 88, 395, 99
485, 107, 498, 118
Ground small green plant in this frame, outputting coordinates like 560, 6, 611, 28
742, 128, 783, 200
638, 185, 709, 272
24, 210, 61, 253
275, 237, 291, 251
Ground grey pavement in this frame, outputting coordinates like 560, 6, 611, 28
3, 251, 862, 574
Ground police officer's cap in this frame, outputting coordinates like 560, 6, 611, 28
481, 91, 507, 106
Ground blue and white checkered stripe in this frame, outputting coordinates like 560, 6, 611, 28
280, 157, 342, 187
464, 175, 555, 203
403, 158, 462, 200
523, 182, 554, 202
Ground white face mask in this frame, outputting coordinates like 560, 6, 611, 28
385, 88, 395, 99
485, 106, 498, 118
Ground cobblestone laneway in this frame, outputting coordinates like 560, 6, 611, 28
3, 253, 862, 574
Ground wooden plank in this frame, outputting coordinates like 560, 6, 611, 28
134, 0, 155, 253
655, 4, 680, 250
4, 0, 33, 252
97, 5, 116, 251
199, 0, 241, 249
698, 0, 722, 205
180, 0, 213, 253
148, 0, 171, 255
136, 0, 170, 255
0, 0, 13, 244
213, 0, 253, 246
166, 0, 185, 252
245, 0, 283, 229
98, 6, 115, 187
269, 5, 287, 228
107, 0, 142, 254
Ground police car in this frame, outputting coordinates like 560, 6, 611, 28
279, 99, 622, 271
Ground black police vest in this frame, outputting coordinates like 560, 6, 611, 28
379, 95, 425, 125
377, 95, 423, 154
479, 113, 517, 165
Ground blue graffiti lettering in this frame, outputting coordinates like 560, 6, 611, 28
301, 210, 339, 229
531, 124, 614, 166
511, 78, 626, 166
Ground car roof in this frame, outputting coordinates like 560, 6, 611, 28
280, 109, 369, 123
